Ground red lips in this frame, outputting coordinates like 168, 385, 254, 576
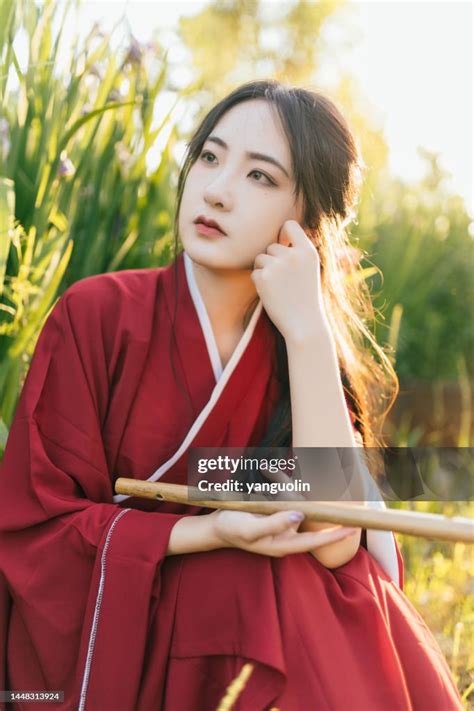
193, 215, 227, 235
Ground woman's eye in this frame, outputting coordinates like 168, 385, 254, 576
200, 150, 216, 163
250, 170, 275, 186
201, 151, 276, 185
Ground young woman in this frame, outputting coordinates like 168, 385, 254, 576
0, 80, 462, 710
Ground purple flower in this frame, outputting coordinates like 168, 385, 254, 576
57, 150, 76, 178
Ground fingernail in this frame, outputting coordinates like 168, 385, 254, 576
288, 512, 305, 522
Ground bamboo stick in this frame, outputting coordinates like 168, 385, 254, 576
115, 478, 474, 544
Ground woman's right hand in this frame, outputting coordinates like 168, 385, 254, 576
208, 508, 359, 558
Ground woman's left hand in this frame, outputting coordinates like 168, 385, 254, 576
251, 220, 331, 343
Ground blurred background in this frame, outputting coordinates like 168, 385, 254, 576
0, 0, 472, 704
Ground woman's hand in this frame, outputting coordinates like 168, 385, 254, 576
251, 219, 331, 343
259, 464, 362, 539
208, 508, 359, 558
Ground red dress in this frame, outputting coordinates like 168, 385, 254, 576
0, 251, 462, 710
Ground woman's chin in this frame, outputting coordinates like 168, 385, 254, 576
181, 237, 257, 274
182, 241, 228, 269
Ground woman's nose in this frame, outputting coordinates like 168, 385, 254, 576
203, 175, 233, 210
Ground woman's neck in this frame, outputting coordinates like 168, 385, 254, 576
190, 258, 258, 333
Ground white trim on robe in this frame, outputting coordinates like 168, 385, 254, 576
113, 251, 401, 587
78, 508, 132, 711
184, 251, 224, 383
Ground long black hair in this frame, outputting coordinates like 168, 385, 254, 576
169, 79, 399, 471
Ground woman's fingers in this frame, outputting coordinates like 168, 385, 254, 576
243, 511, 358, 553
242, 510, 305, 542
276, 526, 360, 556
213, 509, 360, 558
242, 512, 359, 556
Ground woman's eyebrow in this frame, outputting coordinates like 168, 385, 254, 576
206, 134, 290, 178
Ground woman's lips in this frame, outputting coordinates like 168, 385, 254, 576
194, 222, 226, 237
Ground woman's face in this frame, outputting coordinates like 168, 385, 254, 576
178, 99, 305, 272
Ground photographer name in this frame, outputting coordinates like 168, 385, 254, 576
197, 479, 310, 494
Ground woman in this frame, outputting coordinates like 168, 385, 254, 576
0, 80, 462, 710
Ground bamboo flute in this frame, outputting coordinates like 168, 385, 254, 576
115, 478, 473, 544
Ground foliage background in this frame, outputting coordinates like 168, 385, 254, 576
0, 0, 472, 705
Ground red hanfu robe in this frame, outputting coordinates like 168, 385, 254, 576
0, 251, 462, 710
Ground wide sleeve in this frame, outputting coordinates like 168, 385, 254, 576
0, 286, 189, 710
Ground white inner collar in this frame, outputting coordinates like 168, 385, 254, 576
183, 251, 262, 383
